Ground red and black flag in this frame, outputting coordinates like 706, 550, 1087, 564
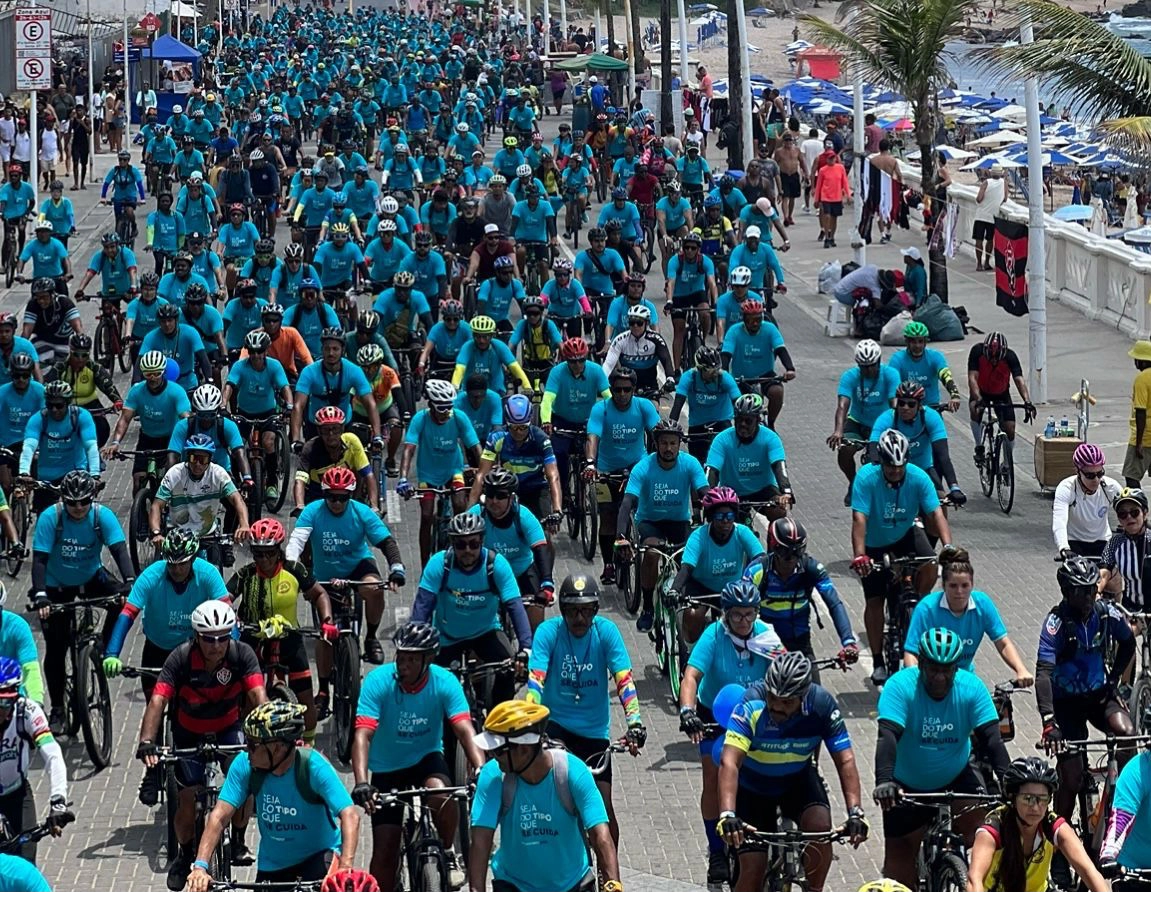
993, 217, 1029, 316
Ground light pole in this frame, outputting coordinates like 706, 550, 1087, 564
1021, 16, 1047, 403
123, 0, 132, 148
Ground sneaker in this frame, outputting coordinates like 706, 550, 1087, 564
265, 485, 279, 502
830, 239, 837, 247
364, 636, 385, 665
707, 850, 730, 885
166, 845, 193, 892
843, 488, 852, 507
871, 663, 889, 687
138, 766, 161, 807
879, 233, 891, 244
48, 707, 66, 737
231, 836, 255, 867
636, 611, 654, 632
600, 563, 616, 585
315, 690, 331, 721
974, 445, 985, 467
824, 238, 832, 249
386, 460, 400, 479
817, 229, 825, 241
444, 848, 466, 889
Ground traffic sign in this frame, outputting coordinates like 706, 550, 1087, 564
15, 7, 52, 91
139, 12, 161, 33
112, 44, 143, 63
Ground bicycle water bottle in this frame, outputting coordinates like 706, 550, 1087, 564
1045, 416, 1056, 439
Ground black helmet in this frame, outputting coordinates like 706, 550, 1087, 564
256, 238, 275, 256
69, 333, 93, 353
184, 283, 209, 303
392, 621, 440, 653
1002, 756, 1059, 797
652, 418, 685, 440
1057, 555, 1100, 593
764, 652, 813, 699
768, 517, 807, 556
140, 271, 160, 287
610, 366, 637, 386
31, 276, 55, 295
558, 574, 600, 607
59, 469, 98, 502
156, 303, 181, 320
483, 468, 518, 496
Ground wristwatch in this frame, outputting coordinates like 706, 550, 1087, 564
150, 529, 162, 537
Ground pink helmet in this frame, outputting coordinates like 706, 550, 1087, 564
1073, 443, 1105, 470
701, 486, 740, 512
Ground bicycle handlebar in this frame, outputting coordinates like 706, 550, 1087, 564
740, 827, 846, 845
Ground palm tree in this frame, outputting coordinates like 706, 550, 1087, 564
978, 0, 1151, 152
801, 0, 982, 301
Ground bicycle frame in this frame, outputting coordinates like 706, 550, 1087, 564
900, 792, 998, 890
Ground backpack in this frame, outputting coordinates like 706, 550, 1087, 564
246, 746, 334, 824
439, 547, 499, 597
496, 747, 579, 826
55, 500, 104, 544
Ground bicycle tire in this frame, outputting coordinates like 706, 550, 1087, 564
928, 851, 968, 892
581, 477, 598, 562
415, 853, 444, 892
566, 467, 581, 540
272, 430, 292, 513
129, 487, 154, 574
78, 643, 113, 769
333, 633, 361, 764
682, 320, 702, 374
643, 222, 656, 274
995, 433, 1015, 514
165, 763, 180, 863
5, 492, 27, 576
60, 640, 80, 738
115, 321, 132, 373
618, 545, 637, 614
653, 600, 669, 674
667, 607, 684, 701
93, 317, 115, 374
267, 682, 295, 703
247, 456, 265, 525
596, 167, 607, 204
1133, 676, 1151, 736
4, 246, 14, 289
978, 430, 995, 498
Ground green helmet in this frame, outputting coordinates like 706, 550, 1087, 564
903, 320, 930, 339
919, 627, 963, 665
161, 528, 200, 563
243, 699, 307, 742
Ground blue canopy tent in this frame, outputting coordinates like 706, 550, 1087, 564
134, 35, 202, 123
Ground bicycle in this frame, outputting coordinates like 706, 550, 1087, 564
873, 553, 938, 683
114, 201, 139, 248
563, 189, 584, 247
666, 302, 706, 374
552, 429, 595, 561
370, 783, 473, 891
2, 217, 27, 288
316, 579, 371, 764
122, 665, 172, 853
208, 879, 323, 892
349, 421, 388, 503
736, 825, 847, 891
0, 452, 33, 576
241, 620, 324, 704
198, 531, 236, 571
79, 291, 132, 374
655, 577, 719, 701
0, 808, 76, 854
26, 592, 120, 769
1127, 612, 1151, 734
898, 791, 1000, 891
422, 486, 457, 558
114, 448, 172, 573
974, 401, 1029, 514
231, 413, 291, 516
638, 203, 657, 274
448, 656, 513, 788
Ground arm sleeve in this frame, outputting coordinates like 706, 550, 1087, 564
874, 719, 902, 784
811, 563, 856, 645
972, 719, 1012, 780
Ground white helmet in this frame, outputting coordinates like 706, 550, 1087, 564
425, 379, 457, 408
249, 149, 264, 163
876, 429, 910, 466
456, 122, 469, 133
380, 196, 399, 214
378, 219, 398, 234
191, 383, 222, 412
627, 304, 651, 323
854, 339, 882, 366
730, 266, 752, 287
516, 163, 532, 178
190, 599, 236, 635
172, 104, 183, 114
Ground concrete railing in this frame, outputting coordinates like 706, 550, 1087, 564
897, 162, 1151, 337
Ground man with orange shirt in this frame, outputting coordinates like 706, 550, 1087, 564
240, 303, 312, 384
814, 145, 851, 249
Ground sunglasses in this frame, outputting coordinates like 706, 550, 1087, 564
248, 347, 267, 354
1081, 469, 1105, 480
628, 319, 646, 327
198, 632, 230, 644
11, 372, 30, 379
487, 492, 512, 501
526, 310, 541, 317
72, 351, 90, 359
65, 497, 92, 507
442, 316, 460, 323
252, 548, 279, 558
1017, 793, 1052, 808
453, 537, 483, 550
610, 385, 634, 394
326, 493, 351, 503
564, 605, 598, 618
709, 510, 737, 522
896, 399, 919, 408
47, 402, 67, 410
1119, 506, 1144, 519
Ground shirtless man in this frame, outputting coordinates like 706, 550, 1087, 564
865, 139, 902, 244
773, 133, 805, 227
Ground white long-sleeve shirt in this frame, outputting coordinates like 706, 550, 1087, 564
0, 698, 67, 801
1052, 473, 1124, 551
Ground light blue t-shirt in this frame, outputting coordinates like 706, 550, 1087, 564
453, 391, 502, 448
587, 397, 659, 472
705, 425, 786, 494
356, 663, 470, 772
889, 347, 951, 407
903, 590, 1008, 670
218, 749, 351, 872
0, 853, 51, 891
851, 461, 940, 547
544, 362, 610, 424
1113, 752, 1151, 868
0, 381, 45, 444
682, 523, 762, 593
837, 363, 901, 429
469, 503, 545, 576
417, 549, 520, 644
721, 322, 785, 380
294, 499, 392, 582
295, 359, 373, 424
472, 754, 608, 892
127, 557, 229, 649
226, 357, 288, 415
687, 619, 774, 709
530, 617, 631, 739
32, 503, 124, 588
869, 407, 948, 473
876, 665, 997, 790
403, 409, 479, 486
455, 339, 517, 394
139, 323, 206, 389
675, 369, 741, 427
668, 251, 715, 297
124, 380, 191, 438
625, 452, 708, 522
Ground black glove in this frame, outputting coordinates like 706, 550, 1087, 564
135, 740, 157, 760
1098, 858, 1121, 880
289, 506, 303, 518
873, 781, 901, 806
30, 591, 49, 610
515, 648, 530, 667
948, 487, 967, 508
1059, 548, 1075, 560
844, 808, 869, 841
351, 782, 376, 810
625, 722, 647, 749
291, 440, 304, 453
679, 707, 705, 736
718, 814, 744, 837
1042, 719, 1063, 747
47, 798, 73, 829
1023, 402, 1037, 424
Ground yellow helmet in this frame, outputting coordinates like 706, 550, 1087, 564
470, 315, 496, 335
474, 700, 549, 751
859, 880, 910, 893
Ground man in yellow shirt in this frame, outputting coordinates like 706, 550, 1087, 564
1124, 340, 1151, 487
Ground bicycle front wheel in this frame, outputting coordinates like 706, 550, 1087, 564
78, 643, 113, 769
1134, 676, 1151, 736
566, 467, 581, 541
246, 456, 265, 524
129, 487, 154, 574
978, 430, 995, 498
928, 851, 968, 892
995, 433, 1015, 514
5, 492, 27, 576
333, 633, 361, 764
414, 851, 445, 892
93, 318, 116, 374
581, 478, 598, 562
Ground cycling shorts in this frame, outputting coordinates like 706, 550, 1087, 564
172, 725, 243, 790
592, 474, 628, 518
861, 526, 935, 599
669, 290, 707, 317
258, 849, 334, 884
132, 432, 172, 475
637, 519, 692, 546
975, 390, 1015, 424
519, 486, 553, 523
370, 752, 452, 826
734, 764, 830, 852
516, 566, 544, 606
240, 630, 312, 689
419, 475, 466, 506
1053, 688, 1125, 743
547, 721, 612, 784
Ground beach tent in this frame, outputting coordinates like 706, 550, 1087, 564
136, 35, 201, 122
968, 130, 1025, 147
961, 155, 1022, 170
1005, 149, 1083, 167
555, 53, 628, 71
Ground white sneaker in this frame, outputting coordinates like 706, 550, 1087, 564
871, 663, 889, 686
445, 848, 466, 890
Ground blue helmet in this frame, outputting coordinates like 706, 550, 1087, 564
0, 657, 21, 692
505, 394, 532, 426
611, 186, 628, 200
184, 433, 217, 456
299, 277, 320, 292
703, 194, 722, 208
721, 578, 760, 609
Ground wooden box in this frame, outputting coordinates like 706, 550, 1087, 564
1034, 436, 1082, 490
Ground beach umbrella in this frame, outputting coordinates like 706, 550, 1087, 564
958, 113, 993, 124
806, 99, 853, 115
1041, 136, 1070, 147
1005, 149, 1083, 167
1053, 204, 1094, 221
891, 118, 915, 131
688, 2, 718, 9
1039, 115, 1059, 125
748, 6, 771, 13
961, 155, 1022, 171
968, 130, 1026, 147
995, 104, 1028, 119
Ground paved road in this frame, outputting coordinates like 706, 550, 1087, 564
11, 126, 1137, 891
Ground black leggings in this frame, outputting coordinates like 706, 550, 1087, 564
40, 574, 122, 710
257, 849, 333, 884
0, 781, 37, 862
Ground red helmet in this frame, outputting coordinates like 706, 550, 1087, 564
740, 299, 765, 315
229, 202, 246, 214
560, 336, 589, 361
322, 465, 357, 492
314, 405, 346, 426
701, 486, 740, 512
7, 164, 21, 176
322, 869, 380, 892
250, 518, 285, 547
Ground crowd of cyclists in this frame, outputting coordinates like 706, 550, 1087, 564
3, 0, 1151, 894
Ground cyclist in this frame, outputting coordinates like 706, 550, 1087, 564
177, 284, 227, 381
239, 241, 284, 305
667, 486, 765, 646
828, 339, 900, 505
0, 353, 40, 495
42, 333, 123, 447
314, 222, 368, 294
185, 700, 359, 890
351, 621, 481, 889
719, 652, 868, 892
29, 469, 132, 730
0, 852, 50, 890
0, 313, 40, 386
373, 270, 432, 358
744, 517, 860, 667
705, 392, 793, 518
284, 282, 342, 359
451, 314, 532, 394
103, 530, 232, 689
584, 366, 661, 583
678, 578, 781, 884
293, 406, 380, 514
100, 149, 146, 232
1053, 443, 1123, 559
0, 164, 37, 259
873, 628, 1010, 890
1099, 487, 1151, 613
602, 304, 675, 397
138, 300, 213, 391
729, 225, 784, 298
16, 219, 70, 291
849, 429, 952, 686
470, 467, 556, 632
670, 346, 741, 466
598, 186, 644, 272
715, 267, 763, 344
18, 381, 100, 510
0, 582, 39, 706
22, 278, 83, 365
469, 700, 620, 893
475, 255, 525, 336
269, 243, 321, 308
150, 433, 251, 552
573, 227, 627, 330
228, 518, 335, 738
418, 298, 472, 383
968, 331, 1037, 470
0, 658, 70, 864
696, 196, 736, 287
655, 181, 692, 276
399, 231, 448, 306
510, 184, 558, 287
222, 280, 267, 358
527, 573, 646, 849
291, 327, 382, 448
889, 321, 962, 412
665, 232, 717, 373
541, 336, 610, 502
249, 303, 312, 384
352, 343, 402, 476
617, 418, 709, 632
104, 350, 191, 494
134, 600, 264, 888
676, 143, 712, 209
224, 329, 292, 488
464, 223, 518, 285
215, 205, 261, 290
869, 380, 966, 507
1101, 744, 1151, 889
1037, 556, 1136, 821
970, 756, 1105, 892
285, 466, 404, 665
156, 250, 210, 308
539, 259, 592, 339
